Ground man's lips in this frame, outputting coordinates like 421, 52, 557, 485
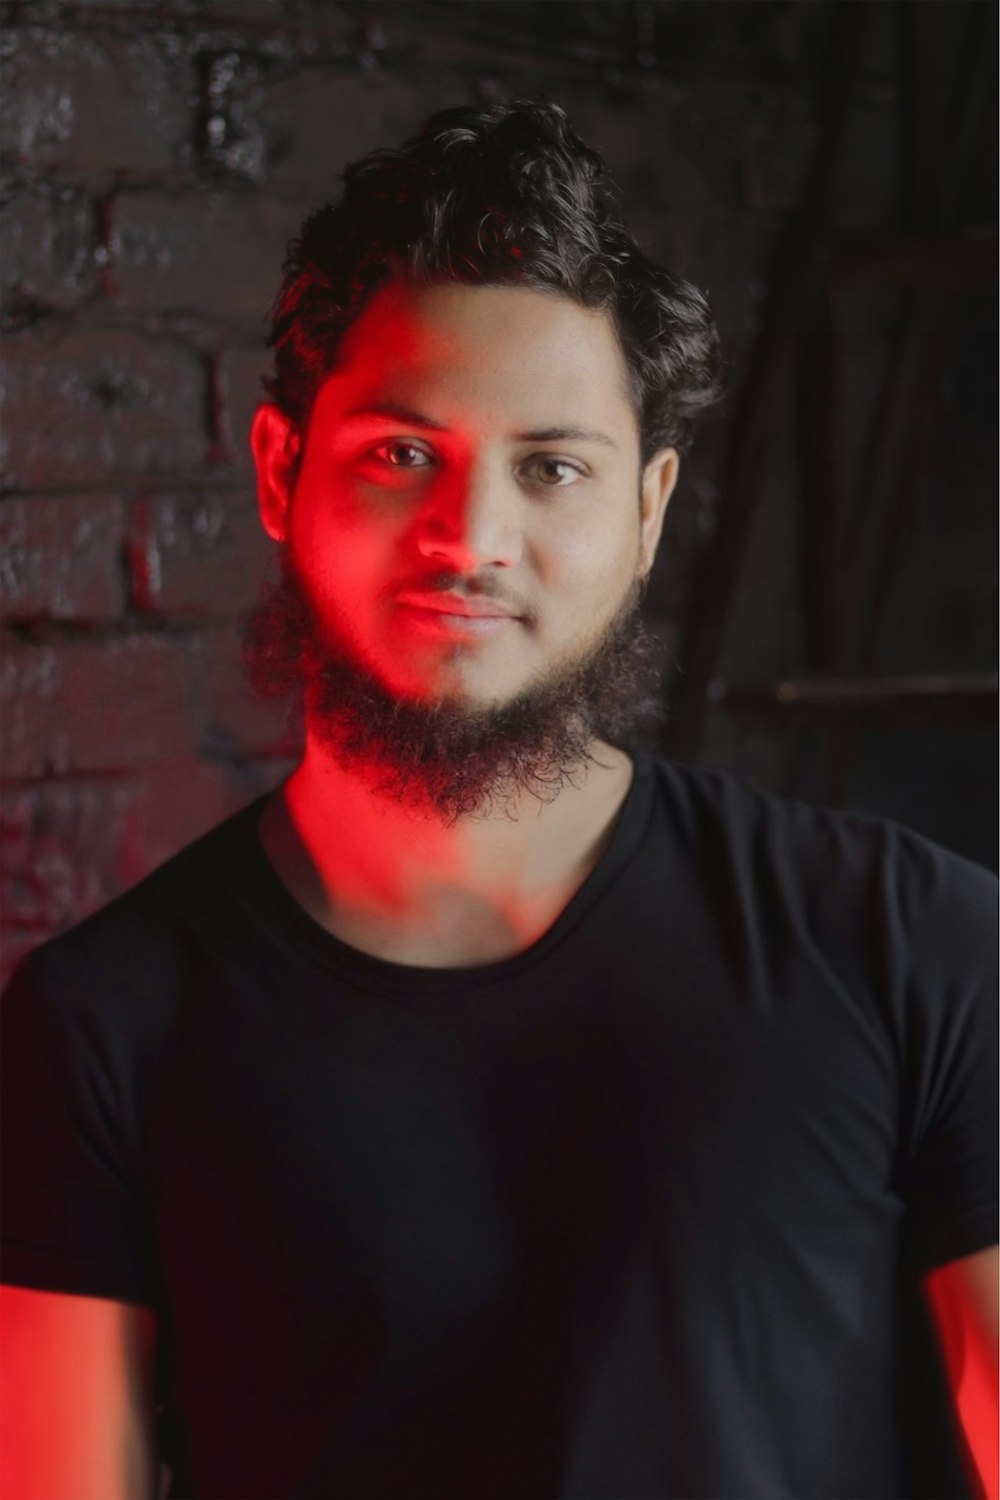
394, 590, 523, 620
393, 589, 526, 640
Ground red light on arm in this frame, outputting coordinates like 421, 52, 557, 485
924, 1244, 1000, 1500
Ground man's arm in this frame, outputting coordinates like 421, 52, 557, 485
924, 1243, 999, 1500
0, 1284, 159, 1500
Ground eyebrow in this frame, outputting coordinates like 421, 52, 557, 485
342, 401, 619, 449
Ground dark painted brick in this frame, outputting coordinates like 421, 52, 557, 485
1, 634, 196, 777
266, 67, 428, 187
192, 1, 355, 45
190, 620, 297, 760
116, 758, 285, 887
127, 490, 275, 616
0, 26, 194, 173
1, 779, 131, 935
364, 0, 637, 62
0, 757, 288, 987
0, 326, 206, 487
114, 187, 298, 322
195, 47, 279, 182
0, 494, 125, 621
0, 183, 100, 310
373, 0, 832, 75
221, 64, 431, 190
0, 928, 47, 992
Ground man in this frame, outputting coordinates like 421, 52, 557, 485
1, 98, 996, 1500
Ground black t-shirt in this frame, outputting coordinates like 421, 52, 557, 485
2, 753, 997, 1500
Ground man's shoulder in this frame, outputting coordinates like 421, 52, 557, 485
638, 756, 996, 1049
4, 793, 268, 1004
646, 751, 998, 915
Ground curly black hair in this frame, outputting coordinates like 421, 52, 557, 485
267, 97, 723, 467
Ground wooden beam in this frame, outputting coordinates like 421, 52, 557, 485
663, 1, 874, 762
709, 673, 998, 729
829, 227, 997, 289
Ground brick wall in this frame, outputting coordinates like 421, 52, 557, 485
1, 0, 995, 982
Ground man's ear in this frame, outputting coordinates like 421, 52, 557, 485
639, 447, 680, 579
250, 403, 301, 543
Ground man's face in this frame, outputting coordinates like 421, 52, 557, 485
255, 280, 677, 714
249, 279, 680, 817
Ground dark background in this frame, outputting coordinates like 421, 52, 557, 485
1, 0, 996, 986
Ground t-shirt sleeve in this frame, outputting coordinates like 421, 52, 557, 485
0, 951, 158, 1307
896, 838, 999, 1271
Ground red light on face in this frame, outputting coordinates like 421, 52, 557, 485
260, 278, 649, 714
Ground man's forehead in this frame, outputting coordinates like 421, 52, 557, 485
345, 275, 607, 330
323, 280, 636, 436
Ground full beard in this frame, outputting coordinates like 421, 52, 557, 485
243, 553, 665, 823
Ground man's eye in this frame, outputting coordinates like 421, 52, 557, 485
526, 456, 584, 487
370, 442, 434, 469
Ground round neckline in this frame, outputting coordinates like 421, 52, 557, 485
227, 750, 658, 997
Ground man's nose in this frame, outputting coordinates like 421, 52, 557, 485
413, 461, 524, 571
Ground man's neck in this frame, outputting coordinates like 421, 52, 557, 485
257, 735, 635, 967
